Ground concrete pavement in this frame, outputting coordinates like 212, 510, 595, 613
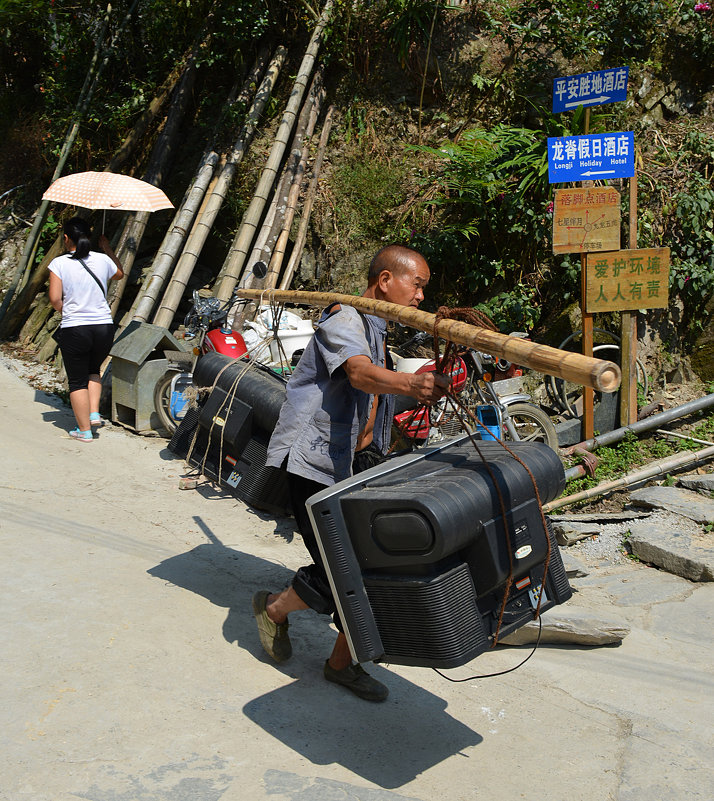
1, 356, 712, 801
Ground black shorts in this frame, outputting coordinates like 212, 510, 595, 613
57, 323, 115, 392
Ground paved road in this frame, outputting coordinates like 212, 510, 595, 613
1, 357, 712, 801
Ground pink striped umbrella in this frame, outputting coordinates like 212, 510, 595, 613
42, 171, 173, 213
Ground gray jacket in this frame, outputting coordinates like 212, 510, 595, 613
266, 304, 393, 486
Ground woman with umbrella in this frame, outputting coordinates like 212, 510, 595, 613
48, 217, 123, 441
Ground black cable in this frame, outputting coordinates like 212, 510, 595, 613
431, 616, 542, 683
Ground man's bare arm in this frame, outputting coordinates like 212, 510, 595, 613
343, 355, 448, 405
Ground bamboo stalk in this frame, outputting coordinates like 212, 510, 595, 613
127, 152, 221, 325
128, 44, 273, 325
263, 133, 312, 288
214, 0, 334, 302
151, 46, 288, 330
108, 35, 202, 317
245, 68, 325, 290
279, 105, 334, 290
108, 61, 185, 173
656, 429, 714, 447
543, 445, 714, 512
233, 288, 622, 392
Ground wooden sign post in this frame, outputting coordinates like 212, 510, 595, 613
621, 174, 639, 426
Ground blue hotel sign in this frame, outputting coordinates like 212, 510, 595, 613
547, 131, 635, 183
552, 67, 629, 113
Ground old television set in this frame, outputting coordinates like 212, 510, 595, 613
306, 437, 572, 669
168, 353, 291, 515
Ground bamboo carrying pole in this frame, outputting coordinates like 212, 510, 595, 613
234, 289, 622, 392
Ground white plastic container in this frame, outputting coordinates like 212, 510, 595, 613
268, 321, 314, 362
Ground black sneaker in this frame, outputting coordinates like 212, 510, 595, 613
252, 590, 292, 662
323, 660, 389, 702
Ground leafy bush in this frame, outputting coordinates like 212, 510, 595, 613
407, 122, 565, 330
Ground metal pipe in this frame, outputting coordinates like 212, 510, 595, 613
567, 393, 714, 453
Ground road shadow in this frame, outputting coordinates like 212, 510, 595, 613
242, 670, 482, 788
147, 524, 482, 788
33, 388, 75, 431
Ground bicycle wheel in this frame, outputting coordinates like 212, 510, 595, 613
504, 403, 559, 451
153, 372, 178, 436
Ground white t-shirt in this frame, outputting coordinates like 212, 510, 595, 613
48, 251, 118, 327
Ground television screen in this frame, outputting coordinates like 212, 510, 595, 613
306, 437, 571, 669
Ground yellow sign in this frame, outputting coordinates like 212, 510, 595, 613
585, 248, 670, 312
553, 187, 621, 254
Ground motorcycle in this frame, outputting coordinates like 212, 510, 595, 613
390, 330, 559, 451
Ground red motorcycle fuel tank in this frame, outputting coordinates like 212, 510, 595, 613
416, 355, 468, 392
203, 328, 249, 358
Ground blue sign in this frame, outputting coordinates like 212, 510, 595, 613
552, 67, 629, 113
548, 132, 635, 184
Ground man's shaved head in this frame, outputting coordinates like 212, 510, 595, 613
367, 245, 427, 284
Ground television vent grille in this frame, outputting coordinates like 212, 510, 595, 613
365, 563, 488, 665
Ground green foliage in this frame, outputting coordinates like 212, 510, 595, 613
668, 2, 714, 78
385, 0, 437, 68
34, 212, 61, 265
407, 119, 580, 330
474, 283, 541, 332
566, 411, 714, 496
636, 127, 714, 339
330, 144, 411, 245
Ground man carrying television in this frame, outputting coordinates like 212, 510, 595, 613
253, 244, 448, 702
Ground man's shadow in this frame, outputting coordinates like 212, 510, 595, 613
147, 519, 482, 788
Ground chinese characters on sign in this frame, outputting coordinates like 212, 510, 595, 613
552, 67, 629, 113
585, 248, 671, 312
553, 187, 621, 254
548, 131, 635, 183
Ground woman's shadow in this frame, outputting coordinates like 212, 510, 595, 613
147, 519, 482, 789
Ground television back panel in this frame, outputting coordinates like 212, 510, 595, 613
307, 438, 571, 668
170, 357, 291, 516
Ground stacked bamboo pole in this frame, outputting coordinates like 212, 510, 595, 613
151, 46, 288, 330
214, 0, 334, 302
126, 151, 221, 325
244, 68, 325, 290
107, 42, 201, 319
278, 105, 334, 290
129, 47, 274, 325
233, 288, 622, 392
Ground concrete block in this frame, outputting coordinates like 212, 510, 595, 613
629, 486, 714, 525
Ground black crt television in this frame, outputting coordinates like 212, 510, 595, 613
168, 353, 291, 515
306, 437, 572, 669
